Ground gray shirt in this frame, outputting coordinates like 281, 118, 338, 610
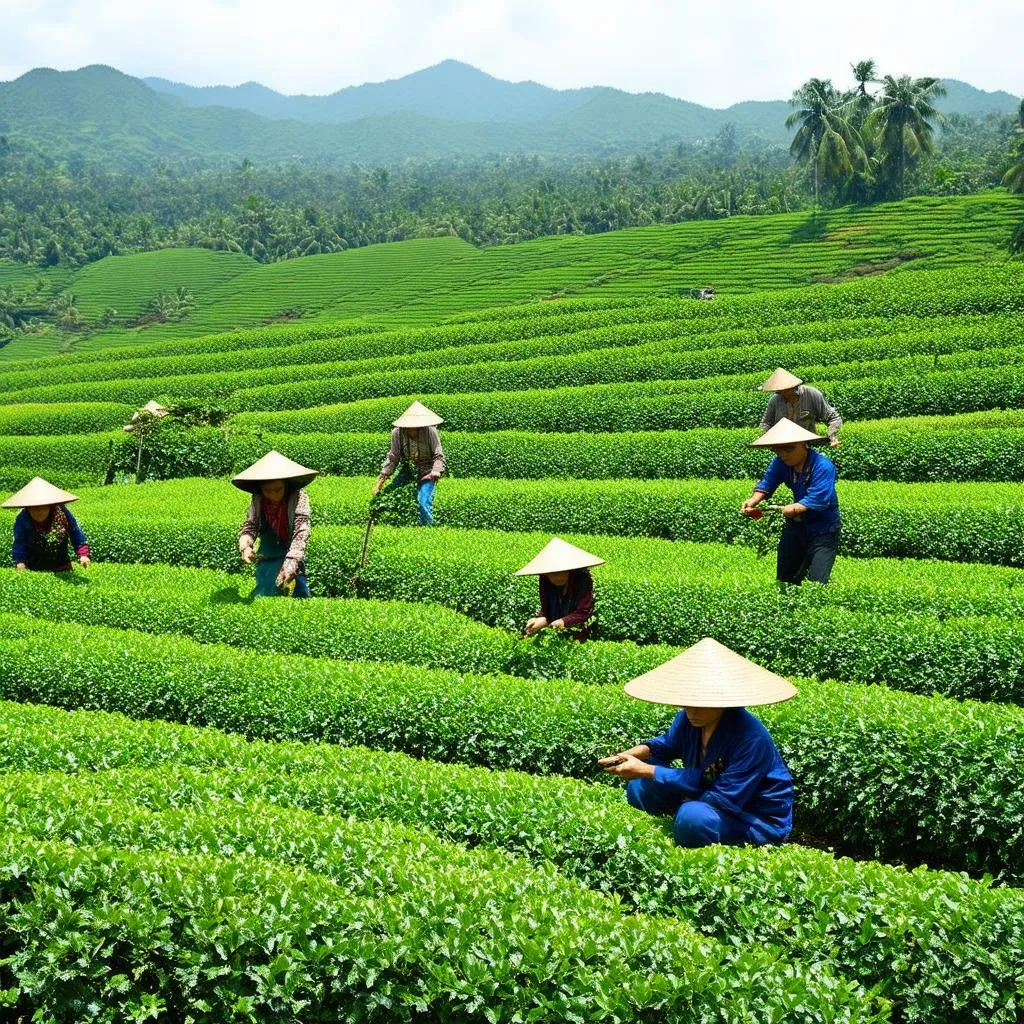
759, 385, 842, 440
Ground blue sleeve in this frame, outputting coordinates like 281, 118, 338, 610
63, 507, 88, 549
643, 710, 687, 765
652, 764, 704, 797
799, 456, 837, 511
12, 511, 30, 564
700, 732, 774, 818
755, 455, 785, 498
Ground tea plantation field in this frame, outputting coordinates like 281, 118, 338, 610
1, 194, 1023, 1021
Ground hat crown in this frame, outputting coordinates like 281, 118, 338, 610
231, 450, 319, 492
624, 638, 796, 708
751, 417, 825, 447
2, 476, 79, 509
393, 401, 444, 428
515, 537, 606, 576
759, 368, 803, 392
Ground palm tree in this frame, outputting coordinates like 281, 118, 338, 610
868, 75, 946, 198
851, 60, 878, 97
786, 79, 865, 206
1001, 99, 1024, 194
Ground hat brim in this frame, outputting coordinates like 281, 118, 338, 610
231, 472, 318, 494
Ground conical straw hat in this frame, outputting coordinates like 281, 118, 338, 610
515, 537, 606, 576
624, 638, 797, 708
231, 451, 319, 493
124, 400, 170, 431
750, 417, 827, 447
758, 368, 803, 392
393, 401, 444, 428
2, 476, 79, 509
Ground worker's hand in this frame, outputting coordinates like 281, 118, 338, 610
740, 496, 761, 517
601, 754, 655, 781
829, 438, 840, 448
14, 563, 26, 571
372, 477, 386, 496
550, 618, 566, 630
276, 562, 297, 588
524, 616, 548, 636
240, 546, 256, 565
781, 504, 803, 518
598, 751, 631, 768
420, 472, 438, 483
78, 556, 91, 569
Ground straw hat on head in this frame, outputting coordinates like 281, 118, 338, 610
231, 451, 319, 493
750, 417, 827, 448
515, 537, 605, 577
625, 638, 797, 708
758, 368, 803, 392
3, 477, 79, 509
393, 401, 444, 429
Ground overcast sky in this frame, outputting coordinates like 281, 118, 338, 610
1, 0, 1020, 107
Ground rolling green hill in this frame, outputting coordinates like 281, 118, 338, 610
1, 191, 1018, 360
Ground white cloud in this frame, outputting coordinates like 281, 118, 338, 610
0, 0, 1020, 104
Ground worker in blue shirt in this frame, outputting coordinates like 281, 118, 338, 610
741, 417, 840, 585
600, 638, 795, 848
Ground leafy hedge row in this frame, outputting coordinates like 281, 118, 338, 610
2, 566, 1022, 880
6, 512, 1021, 702
2, 699, 1021, 1023
1, 803, 810, 1023
0, 402, 133, 435
0, 304, 1011, 403
224, 336, 1024, 414
8, 416, 1024, 486
231, 421, 1024, 483
35, 471, 1024, 566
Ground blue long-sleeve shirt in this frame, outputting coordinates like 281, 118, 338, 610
755, 448, 840, 534
644, 707, 793, 840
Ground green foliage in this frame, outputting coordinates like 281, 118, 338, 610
1, 564, 1023, 879
0, 402, 133, 436
1, 698, 1021, 1024
0, 812, 815, 1022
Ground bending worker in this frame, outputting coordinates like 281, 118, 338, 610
234, 450, 318, 597
600, 638, 795, 848
515, 537, 603, 641
758, 367, 841, 447
742, 417, 841, 585
373, 401, 446, 526
4, 477, 91, 573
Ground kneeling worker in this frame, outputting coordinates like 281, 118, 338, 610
742, 417, 841, 585
600, 638, 795, 848
758, 367, 841, 447
516, 537, 603, 642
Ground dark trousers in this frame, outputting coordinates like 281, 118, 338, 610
777, 522, 840, 585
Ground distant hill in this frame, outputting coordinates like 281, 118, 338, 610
0, 62, 1018, 171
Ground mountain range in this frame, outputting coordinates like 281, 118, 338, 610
0, 60, 1018, 170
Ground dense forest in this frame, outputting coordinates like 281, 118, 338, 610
0, 63, 1021, 271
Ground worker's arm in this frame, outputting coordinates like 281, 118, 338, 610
425, 427, 446, 481
815, 389, 842, 441
239, 496, 259, 561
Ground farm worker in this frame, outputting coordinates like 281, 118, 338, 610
372, 401, 446, 526
600, 637, 795, 848
741, 418, 841, 585
234, 450, 318, 598
4, 477, 91, 573
515, 537, 603, 642
758, 367, 841, 447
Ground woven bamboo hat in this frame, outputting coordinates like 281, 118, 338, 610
231, 451, 319, 493
625, 638, 797, 708
750, 417, 827, 447
2, 477, 79, 509
515, 537, 606, 577
393, 401, 444, 429
123, 400, 170, 432
758, 368, 803, 392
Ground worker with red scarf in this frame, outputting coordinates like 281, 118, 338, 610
234, 451, 319, 597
